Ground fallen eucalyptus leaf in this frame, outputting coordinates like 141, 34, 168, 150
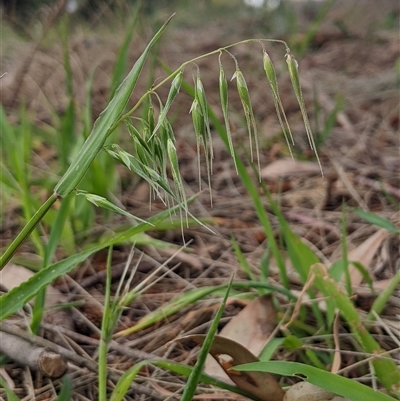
175, 334, 285, 401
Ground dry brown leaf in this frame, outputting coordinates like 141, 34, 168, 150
0, 263, 66, 306
205, 295, 277, 383
217, 295, 277, 355
261, 159, 320, 180
346, 229, 389, 288
177, 334, 285, 401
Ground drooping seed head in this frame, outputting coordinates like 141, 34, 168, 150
285, 52, 301, 97
263, 51, 279, 95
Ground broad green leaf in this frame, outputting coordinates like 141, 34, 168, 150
259, 338, 284, 362
234, 361, 395, 401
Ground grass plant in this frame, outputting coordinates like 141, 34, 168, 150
1, 5, 399, 401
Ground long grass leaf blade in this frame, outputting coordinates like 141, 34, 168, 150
234, 361, 395, 401
181, 277, 233, 401
311, 263, 400, 392
0, 193, 59, 268
109, 5, 140, 100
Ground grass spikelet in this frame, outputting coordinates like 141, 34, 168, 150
232, 68, 260, 177
152, 70, 183, 137
262, 50, 294, 158
167, 137, 188, 235
218, 53, 237, 173
191, 72, 213, 205
190, 98, 206, 191
285, 51, 322, 173
195, 71, 214, 168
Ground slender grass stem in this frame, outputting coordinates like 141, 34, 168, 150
98, 247, 114, 401
0, 193, 59, 269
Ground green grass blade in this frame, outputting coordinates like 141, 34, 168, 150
340, 207, 352, 296
213, 110, 288, 289
231, 236, 257, 282
260, 186, 327, 328
311, 263, 400, 392
234, 361, 395, 401
59, 15, 76, 170
98, 247, 113, 401
296, 0, 336, 56
0, 193, 59, 269
181, 277, 233, 401
55, 375, 73, 401
115, 286, 219, 336
76, 190, 150, 225
116, 281, 294, 337
110, 360, 148, 401
54, 15, 174, 197
0, 376, 20, 401
108, 4, 140, 100
368, 268, 400, 321
354, 209, 400, 234
31, 193, 74, 333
